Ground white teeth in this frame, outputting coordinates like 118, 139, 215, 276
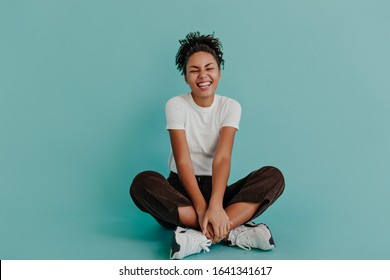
198, 82, 211, 87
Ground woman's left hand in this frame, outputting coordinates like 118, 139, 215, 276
202, 206, 232, 243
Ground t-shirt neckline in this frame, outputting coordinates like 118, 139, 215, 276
187, 92, 218, 112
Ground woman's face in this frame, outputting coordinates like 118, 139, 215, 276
185, 51, 221, 107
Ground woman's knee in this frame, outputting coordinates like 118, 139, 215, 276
266, 166, 284, 180
256, 166, 285, 191
129, 170, 164, 199
267, 166, 285, 194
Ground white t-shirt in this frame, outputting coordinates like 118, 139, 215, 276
165, 93, 241, 175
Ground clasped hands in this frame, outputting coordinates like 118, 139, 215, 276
197, 206, 232, 243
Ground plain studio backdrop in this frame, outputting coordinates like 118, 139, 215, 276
1, 0, 389, 259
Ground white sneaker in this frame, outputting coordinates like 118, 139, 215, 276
170, 227, 212, 259
227, 221, 275, 251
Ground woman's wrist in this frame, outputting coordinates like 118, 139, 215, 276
194, 201, 207, 214
208, 197, 223, 209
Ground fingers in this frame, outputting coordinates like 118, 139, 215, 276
206, 224, 214, 240
218, 220, 233, 242
202, 218, 217, 242
211, 223, 230, 243
225, 221, 232, 238
204, 223, 220, 242
201, 216, 208, 235
213, 226, 220, 243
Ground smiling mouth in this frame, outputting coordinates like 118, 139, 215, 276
197, 82, 212, 88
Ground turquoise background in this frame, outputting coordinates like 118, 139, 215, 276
1, 0, 389, 259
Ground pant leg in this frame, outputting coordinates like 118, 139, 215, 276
129, 170, 193, 229
224, 166, 285, 221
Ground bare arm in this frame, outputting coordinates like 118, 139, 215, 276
211, 126, 237, 206
169, 130, 207, 219
202, 126, 237, 242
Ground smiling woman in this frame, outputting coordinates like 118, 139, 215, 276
129, 32, 285, 260
185, 51, 221, 107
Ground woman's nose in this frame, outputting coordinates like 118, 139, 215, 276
198, 70, 207, 78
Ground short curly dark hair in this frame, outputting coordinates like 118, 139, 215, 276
175, 32, 224, 76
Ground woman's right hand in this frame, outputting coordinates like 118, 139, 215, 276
196, 208, 215, 241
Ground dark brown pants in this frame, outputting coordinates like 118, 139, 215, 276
130, 166, 285, 229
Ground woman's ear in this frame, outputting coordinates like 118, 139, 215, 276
184, 74, 188, 84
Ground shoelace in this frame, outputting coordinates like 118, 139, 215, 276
234, 228, 253, 251
187, 234, 212, 255
200, 239, 212, 253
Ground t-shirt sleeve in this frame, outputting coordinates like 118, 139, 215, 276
165, 97, 186, 130
221, 99, 242, 130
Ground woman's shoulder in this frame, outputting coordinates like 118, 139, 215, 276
216, 94, 241, 109
166, 93, 188, 104
165, 93, 190, 110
